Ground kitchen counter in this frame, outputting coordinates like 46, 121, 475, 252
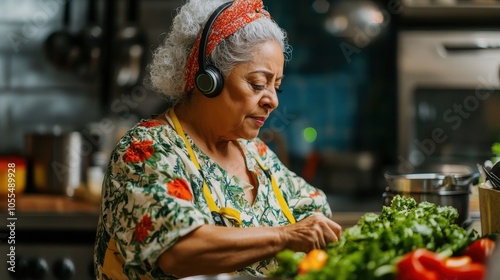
0, 194, 99, 230
1, 192, 482, 232
0, 194, 99, 213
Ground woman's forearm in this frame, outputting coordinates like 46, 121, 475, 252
158, 225, 285, 277
158, 214, 341, 278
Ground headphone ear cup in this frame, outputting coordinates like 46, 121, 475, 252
195, 65, 224, 98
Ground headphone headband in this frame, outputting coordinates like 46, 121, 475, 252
198, 2, 233, 71
195, 1, 233, 98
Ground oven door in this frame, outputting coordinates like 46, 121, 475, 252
398, 30, 500, 171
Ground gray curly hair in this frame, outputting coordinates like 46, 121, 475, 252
148, 0, 291, 106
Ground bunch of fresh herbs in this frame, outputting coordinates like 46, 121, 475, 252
272, 195, 480, 280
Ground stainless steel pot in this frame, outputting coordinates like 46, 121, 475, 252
383, 164, 480, 227
25, 132, 89, 197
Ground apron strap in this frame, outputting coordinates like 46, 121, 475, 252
102, 238, 130, 280
168, 109, 295, 225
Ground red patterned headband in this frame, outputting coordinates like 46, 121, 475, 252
183, 0, 270, 93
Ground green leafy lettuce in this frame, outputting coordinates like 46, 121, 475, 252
272, 195, 480, 280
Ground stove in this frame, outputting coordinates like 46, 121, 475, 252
0, 195, 99, 280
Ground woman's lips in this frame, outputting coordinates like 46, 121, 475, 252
251, 116, 266, 126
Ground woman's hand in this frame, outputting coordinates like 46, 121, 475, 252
279, 214, 342, 253
158, 215, 341, 277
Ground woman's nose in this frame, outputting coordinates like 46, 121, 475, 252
261, 89, 279, 109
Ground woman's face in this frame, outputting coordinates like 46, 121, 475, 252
212, 40, 284, 140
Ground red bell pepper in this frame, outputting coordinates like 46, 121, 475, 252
396, 249, 440, 280
440, 256, 485, 280
397, 248, 486, 280
464, 238, 496, 264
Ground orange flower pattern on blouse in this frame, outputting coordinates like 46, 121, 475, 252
309, 191, 321, 198
134, 214, 153, 242
256, 140, 267, 156
138, 120, 163, 128
167, 179, 193, 201
123, 140, 154, 163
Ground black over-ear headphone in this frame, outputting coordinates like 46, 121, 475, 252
195, 1, 233, 98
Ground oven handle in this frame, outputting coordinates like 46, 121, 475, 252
443, 43, 500, 52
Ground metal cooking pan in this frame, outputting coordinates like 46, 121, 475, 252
384, 164, 479, 195
383, 164, 480, 227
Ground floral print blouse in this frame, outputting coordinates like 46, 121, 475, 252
94, 116, 332, 279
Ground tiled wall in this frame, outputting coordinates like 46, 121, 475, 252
270, 71, 361, 157
265, 0, 397, 157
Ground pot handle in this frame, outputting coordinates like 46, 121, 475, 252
462, 172, 480, 186
442, 175, 455, 188
382, 189, 393, 206
440, 172, 480, 189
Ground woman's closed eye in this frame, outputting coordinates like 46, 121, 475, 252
251, 84, 266, 91
251, 84, 283, 94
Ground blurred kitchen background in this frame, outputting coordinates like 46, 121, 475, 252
1, 0, 402, 201
1, 0, 500, 278
3, 0, 500, 197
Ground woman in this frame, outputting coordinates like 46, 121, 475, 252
94, 0, 342, 279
